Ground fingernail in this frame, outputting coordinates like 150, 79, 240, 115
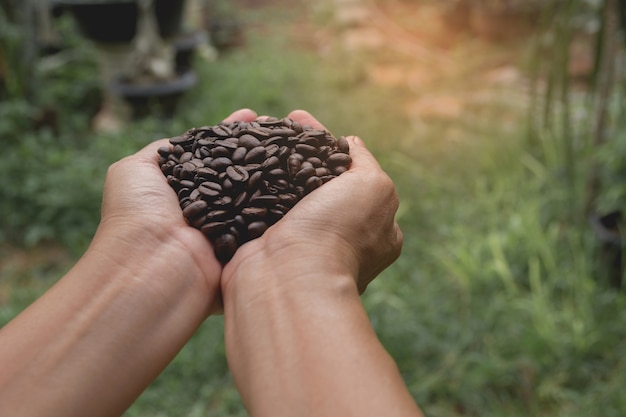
346, 135, 364, 147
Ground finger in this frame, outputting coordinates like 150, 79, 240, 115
223, 108, 257, 123
344, 135, 384, 173
287, 109, 327, 130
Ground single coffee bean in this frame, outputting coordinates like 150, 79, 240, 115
182, 200, 208, 220
226, 165, 250, 183
209, 157, 233, 171
337, 135, 350, 153
304, 176, 323, 194
294, 166, 315, 184
201, 221, 227, 237
214, 233, 238, 262
198, 181, 222, 198
241, 206, 268, 218
244, 146, 266, 164
238, 134, 261, 149
327, 152, 352, 167
232, 146, 247, 164
248, 221, 268, 239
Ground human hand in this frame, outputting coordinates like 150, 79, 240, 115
94, 109, 258, 314
222, 110, 403, 294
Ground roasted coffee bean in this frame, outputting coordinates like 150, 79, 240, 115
241, 206, 268, 218
201, 221, 227, 237
250, 194, 280, 207
157, 146, 172, 158
206, 209, 230, 221
238, 134, 261, 149
248, 170, 263, 190
161, 117, 352, 263
198, 181, 222, 198
248, 221, 268, 239
232, 146, 247, 163
214, 233, 238, 262
244, 146, 266, 164
337, 135, 350, 153
210, 146, 231, 158
327, 152, 352, 167
226, 165, 250, 183
294, 166, 315, 184
262, 156, 280, 171
209, 157, 233, 171
331, 165, 348, 175
196, 167, 218, 180
182, 200, 208, 220
304, 176, 323, 194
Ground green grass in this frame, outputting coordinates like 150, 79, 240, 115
1, 1, 625, 416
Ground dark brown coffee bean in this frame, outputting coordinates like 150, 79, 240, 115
294, 166, 315, 184
250, 194, 280, 207
233, 191, 248, 209
177, 187, 191, 199
262, 156, 280, 171
248, 171, 263, 190
214, 233, 238, 262
304, 176, 323, 194
315, 167, 331, 177
183, 200, 208, 220
212, 126, 231, 137
247, 128, 271, 139
209, 157, 232, 171
248, 221, 268, 239
337, 136, 350, 153
189, 188, 201, 201
198, 181, 222, 198
331, 165, 348, 175
157, 146, 172, 157
267, 168, 287, 181
180, 179, 195, 189
244, 146, 266, 164
179, 152, 194, 163
288, 155, 302, 177
327, 152, 352, 167
196, 167, 218, 180
263, 136, 285, 147
238, 134, 261, 149
264, 143, 280, 158
232, 147, 247, 163
241, 206, 268, 218
226, 165, 250, 183
300, 136, 320, 148
170, 134, 193, 146
206, 209, 230, 221
278, 193, 298, 206
210, 146, 230, 158
201, 221, 227, 237
307, 157, 323, 167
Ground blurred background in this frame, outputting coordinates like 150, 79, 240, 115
1, 0, 625, 415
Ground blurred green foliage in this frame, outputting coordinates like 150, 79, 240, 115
1, 0, 625, 416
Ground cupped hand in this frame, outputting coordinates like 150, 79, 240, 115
224, 110, 403, 294
94, 109, 258, 313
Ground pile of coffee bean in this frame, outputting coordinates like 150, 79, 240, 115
158, 116, 352, 263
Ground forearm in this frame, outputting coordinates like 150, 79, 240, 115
223, 257, 423, 417
0, 225, 217, 417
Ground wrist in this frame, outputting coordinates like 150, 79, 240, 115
88, 219, 221, 315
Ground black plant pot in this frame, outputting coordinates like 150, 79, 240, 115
56, 0, 186, 44
174, 31, 207, 73
590, 211, 623, 289
109, 70, 197, 119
